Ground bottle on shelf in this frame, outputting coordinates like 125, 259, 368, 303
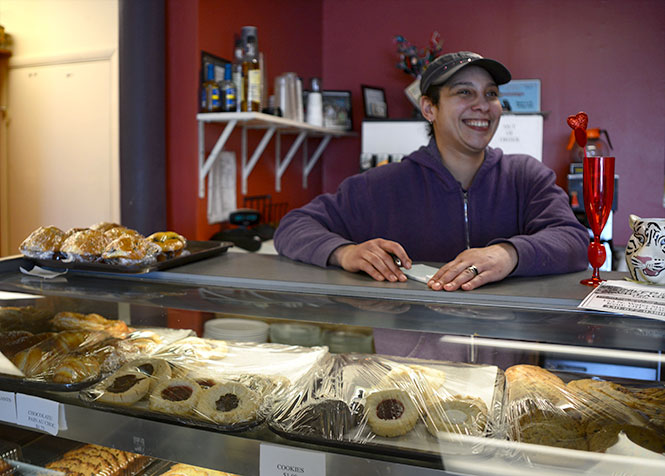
306, 77, 323, 127
219, 63, 237, 112
242, 35, 261, 112
201, 63, 221, 112
231, 35, 244, 112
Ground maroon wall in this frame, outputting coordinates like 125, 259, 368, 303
166, 0, 324, 241
320, 0, 664, 245
168, 0, 664, 245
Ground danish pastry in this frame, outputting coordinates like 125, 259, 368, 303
424, 395, 488, 437
102, 234, 161, 264
365, 388, 419, 437
19, 225, 66, 259
89, 221, 123, 233
103, 226, 141, 242
147, 231, 187, 256
60, 229, 108, 262
195, 381, 260, 425
120, 357, 172, 391
97, 370, 151, 405
150, 378, 202, 416
52, 355, 101, 383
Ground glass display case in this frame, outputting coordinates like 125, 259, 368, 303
0, 252, 663, 476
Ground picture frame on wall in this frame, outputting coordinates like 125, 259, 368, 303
362, 85, 388, 118
313, 90, 353, 131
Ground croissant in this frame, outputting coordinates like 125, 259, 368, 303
52, 330, 98, 353
52, 355, 101, 383
11, 346, 51, 377
51, 312, 131, 338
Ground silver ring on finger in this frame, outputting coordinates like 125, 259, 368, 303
467, 265, 479, 277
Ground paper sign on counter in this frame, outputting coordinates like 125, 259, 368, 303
579, 280, 665, 321
260, 443, 325, 476
16, 394, 61, 435
0, 391, 16, 424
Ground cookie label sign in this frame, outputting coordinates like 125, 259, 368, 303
260, 443, 325, 476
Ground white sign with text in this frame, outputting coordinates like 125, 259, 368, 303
16, 394, 61, 435
0, 391, 16, 424
260, 443, 325, 476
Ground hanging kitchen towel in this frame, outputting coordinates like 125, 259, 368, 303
207, 151, 237, 224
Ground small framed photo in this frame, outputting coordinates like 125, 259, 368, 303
362, 85, 388, 118
317, 90, 353, 131
498, 79, 541, 113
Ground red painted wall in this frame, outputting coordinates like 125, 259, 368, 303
168, 0, 665, 246
166, 0, 325, 242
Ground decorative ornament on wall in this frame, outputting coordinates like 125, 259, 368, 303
394, 31, 443, 112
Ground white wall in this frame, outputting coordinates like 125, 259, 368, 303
0, 0, 119, 256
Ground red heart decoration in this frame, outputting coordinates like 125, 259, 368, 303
567, 112, 588, 131
574, 127, 587, 148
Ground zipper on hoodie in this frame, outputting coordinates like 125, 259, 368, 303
463, 190, 471, 249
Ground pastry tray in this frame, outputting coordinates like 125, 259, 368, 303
269, 354, 506, 462
23, 240, 233, 274
0, 372, 102, 393
77, 396, 266, 434
20, 435, 157, 475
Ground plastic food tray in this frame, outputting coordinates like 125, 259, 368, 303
269, 354, 506, 462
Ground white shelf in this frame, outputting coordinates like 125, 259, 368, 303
197, 112, 352, 196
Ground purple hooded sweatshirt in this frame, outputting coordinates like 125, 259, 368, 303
274, 139, 588, 276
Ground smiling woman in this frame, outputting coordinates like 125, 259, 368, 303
274, 51, 588, 295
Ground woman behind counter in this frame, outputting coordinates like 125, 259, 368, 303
274, 51, 588, 292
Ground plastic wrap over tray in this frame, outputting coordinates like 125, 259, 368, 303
81, 336, 328, 432
269, 353, 505, 461
37, 440, 152, 476
0, 308, 185, 391
503, 364, 665, 466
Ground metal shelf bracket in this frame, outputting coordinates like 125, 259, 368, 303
197, 112, 350, 198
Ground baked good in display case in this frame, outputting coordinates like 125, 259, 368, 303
161, 463, 240, 476
269, 353, 504, 461
44, 443, 150, 476
0, 306, 172, 390
504, 364, 665, 462
18, 222, 231, 273
81, 337, 328, 432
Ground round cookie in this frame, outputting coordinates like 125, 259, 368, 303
291, 399, 356, 439
149, 378, 202, 416
424, 395, 488, 437
97, 370, 151, 405
365, 388, 419, 437
120, 357, 172, 391
195, 381, 260, 425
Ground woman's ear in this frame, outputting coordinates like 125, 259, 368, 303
420, 96, 436, 122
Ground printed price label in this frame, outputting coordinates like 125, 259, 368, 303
259, 443, 325, 476
16, 393, 60, 435
0, 391, 16, 424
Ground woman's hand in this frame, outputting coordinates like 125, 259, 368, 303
329, 239, 412, 282
428, 243, 518, 291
